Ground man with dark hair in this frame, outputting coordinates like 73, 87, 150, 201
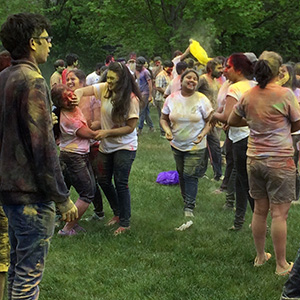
50, 59, 65, 88
0, 13, 77, 299
86, 62, 103, 85
198, 58, 224, 181
164, 61, 188, 97
155, 60, 174, 136
61, 53, 79, 84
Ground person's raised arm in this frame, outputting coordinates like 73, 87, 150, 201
73, 85, 95, 105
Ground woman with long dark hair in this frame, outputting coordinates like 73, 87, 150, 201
74, 62, 141, 235
228, 51, 300, 275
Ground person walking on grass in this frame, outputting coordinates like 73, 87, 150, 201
160, 69, 213, 217
228, 51, 300, 276
74, 62, 141, 235
0, 13, 78, 299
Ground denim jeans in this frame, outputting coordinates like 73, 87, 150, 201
3, 202, 55, 300
292, 134, 300, 200
205, 128, 223, 180
171, 147, 206, 211
138, 94, 154, 130
282, 245, 300, 299
93, 150, 136, 227
89, 144, 104, 216
155, 100, 165, 135
232, 137, 254, 228
60, 151, 96, 203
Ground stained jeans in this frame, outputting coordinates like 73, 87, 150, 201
172, 147, 206, 211
3, 202, 55, 300
93, 150, 136, 227
138, 94, 154, 130
282, 245, 300, 299
205, 128, 223, 179
232, 137, 254, 228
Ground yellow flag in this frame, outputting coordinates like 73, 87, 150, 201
190, 39, 211, 65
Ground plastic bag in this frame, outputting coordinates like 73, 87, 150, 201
156, 170, 179, 185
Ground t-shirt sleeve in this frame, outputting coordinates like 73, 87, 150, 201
127, 95, 140, 120
287, 90, 300, 122
199, 95, 213, 119
162, 97, 171, 115
227, 85, 239, 101
60, 112, 86, 136
93, 82, 106, 100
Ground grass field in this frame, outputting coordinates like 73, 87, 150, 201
32, 107, 300, 300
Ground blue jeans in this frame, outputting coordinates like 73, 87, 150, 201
3, 202, 55, 300
282, 245, 300, 298
172, 147, 206, 210
93, 150, 136, 227
205, 128, 223, 179
232, 137, 254, 228
138, 94, 154, 130
60, 151, 96, 203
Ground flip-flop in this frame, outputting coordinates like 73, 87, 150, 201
275, 262, 294, 276
254, 252, 272, 267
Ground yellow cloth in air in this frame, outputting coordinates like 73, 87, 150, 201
190, 39, 211, 65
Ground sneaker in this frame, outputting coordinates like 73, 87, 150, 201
85, 213, 105, 221
184, 211, 194, 217
149, 127, 155, 133
292, 200, 300, 205
114, 226, 131, 236
223, 204, 235, 211
73, 224, 86, 233
106, 216, 120, 226
228, 225, 242, 231
200, 174, 209, 180
137, 129, 142, 136
281, 295, 300, 300
58, 228, 77, 236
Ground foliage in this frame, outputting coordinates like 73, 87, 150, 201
0, 0, 300, 70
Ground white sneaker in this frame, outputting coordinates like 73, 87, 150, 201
184, 211, 194, 217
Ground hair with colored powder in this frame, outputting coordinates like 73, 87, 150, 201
282, 64, 297, 91
67, 69, 86, 86
255, 51, 282, 89
206, 58, 222, 73
229, 53, 254, 80
180, 69, 199, 83
0, 13, 50, 60
105, 61, 142, 124
54, 59, 65, 70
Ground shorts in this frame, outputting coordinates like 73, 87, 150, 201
247, 156, 296, 204
0, 206, 9, 272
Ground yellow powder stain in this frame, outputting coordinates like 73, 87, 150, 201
23, 206, 38, 216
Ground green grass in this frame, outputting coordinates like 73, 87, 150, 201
37, 106, 300, 300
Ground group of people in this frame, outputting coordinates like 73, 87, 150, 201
1, 12, 300, 300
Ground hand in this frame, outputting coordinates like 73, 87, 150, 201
209, 113, 218, 127
95, 130, 109, 140
193, 134, 204, 144
52, 112, 58, 125
148, 96, 153, 103
165, 131, 173, 141
90, 121, 101, 130
57, 197, 78, 222
72, 89, 83, 106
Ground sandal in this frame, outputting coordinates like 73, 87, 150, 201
275, 262, 294, 276
254, 252, 272, 267
106, 216, 120, 226
114, 226, 130, 236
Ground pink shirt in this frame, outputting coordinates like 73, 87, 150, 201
234, 83, 300, 157
59, 107, 90, 154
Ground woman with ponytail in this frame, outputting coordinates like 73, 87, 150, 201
228, 51, 300, 276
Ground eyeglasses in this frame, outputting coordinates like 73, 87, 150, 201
32, 36, 52, 43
